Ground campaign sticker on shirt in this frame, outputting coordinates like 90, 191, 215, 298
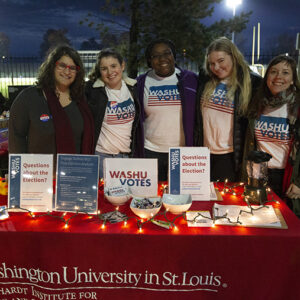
110, 101, 118, 108
40, 114, 51, 122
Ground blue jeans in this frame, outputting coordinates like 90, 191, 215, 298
95, 151, 129, 179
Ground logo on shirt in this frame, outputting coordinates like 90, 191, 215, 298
148, 85, 181, 106
40, 114, 51, 122
106, 98, 135, 125
255, 115, 290, 144
204, 83, 234, 114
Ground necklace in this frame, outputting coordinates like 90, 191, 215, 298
55, 89, 72, 107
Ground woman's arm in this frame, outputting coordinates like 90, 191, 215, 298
8, 91, 30, 153
286, 183, 300, 199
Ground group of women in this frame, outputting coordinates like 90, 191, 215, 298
8, 36, 300, 216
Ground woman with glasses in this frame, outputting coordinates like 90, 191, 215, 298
85, 48, 140, 179
136, 38, 198, 181
194, 37, 261, 182
9, 45, 94, 155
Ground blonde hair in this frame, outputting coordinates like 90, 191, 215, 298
202, 37, 251, 115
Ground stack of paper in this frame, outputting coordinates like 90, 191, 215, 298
213, 203, 282, 228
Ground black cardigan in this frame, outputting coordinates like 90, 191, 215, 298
85, 80, 140, 156
193, 68, 262, 176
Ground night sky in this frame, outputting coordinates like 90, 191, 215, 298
0, 0, 299, 56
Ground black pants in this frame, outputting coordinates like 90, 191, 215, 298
268, 168, 284, 198
210, 153, 236, 182
144, 149, 168, 181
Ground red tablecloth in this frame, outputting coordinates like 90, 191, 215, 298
1, 185, 300, 300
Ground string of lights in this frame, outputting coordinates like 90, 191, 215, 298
0, 181, 282, 231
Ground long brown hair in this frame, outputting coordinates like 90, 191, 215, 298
37, 45, 85, 102
248, 54, 300, 118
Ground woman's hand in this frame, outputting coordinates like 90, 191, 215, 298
286, 183, 300, 199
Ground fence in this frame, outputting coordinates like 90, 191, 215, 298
0, 53, 100, 98
0, 52, 298, 98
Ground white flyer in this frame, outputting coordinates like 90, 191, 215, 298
213, 203, 282, 228
169, 147, 210, 200
8, 154, 53, 212
186, 211, 213, 227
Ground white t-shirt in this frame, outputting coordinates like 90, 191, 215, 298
255, 104, 292, 169
202, 82, 234, 154
96, 80, 135, 154
144, 68, 185, 153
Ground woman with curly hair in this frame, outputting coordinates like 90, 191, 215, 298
245, 54, 300, 207
194, 36, 261, 182
136, 38, 198, 181
9, 45, 94, 155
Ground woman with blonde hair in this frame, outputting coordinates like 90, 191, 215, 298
194, 37, 261, 182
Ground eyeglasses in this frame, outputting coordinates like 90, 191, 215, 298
151, 51, 173, 60
55, 62, 80, 73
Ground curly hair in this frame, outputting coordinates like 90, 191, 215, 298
37, 45, 85, 102
202, 37, 251, 115
88, 48, 124, 82
145, 38, 176, 69
248, 54, 300, 118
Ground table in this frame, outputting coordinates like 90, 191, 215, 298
1, 184, 300, 300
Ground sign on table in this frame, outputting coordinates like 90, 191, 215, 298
104, 158, 158, 197
169, 147, 210, 200
8, 154, 53, 212
55, 154, 99, 213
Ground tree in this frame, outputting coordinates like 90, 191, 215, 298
40, 29, 71, 58
0, 32, 10, 57
266, 33, 298, 57
80, 37, 101, 50
80, 0, 252, 77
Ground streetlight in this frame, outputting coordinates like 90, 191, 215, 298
226, 0, 242, 44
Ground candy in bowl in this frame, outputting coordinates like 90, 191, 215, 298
130, 197, 162, 219
104, 186, 131, 206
